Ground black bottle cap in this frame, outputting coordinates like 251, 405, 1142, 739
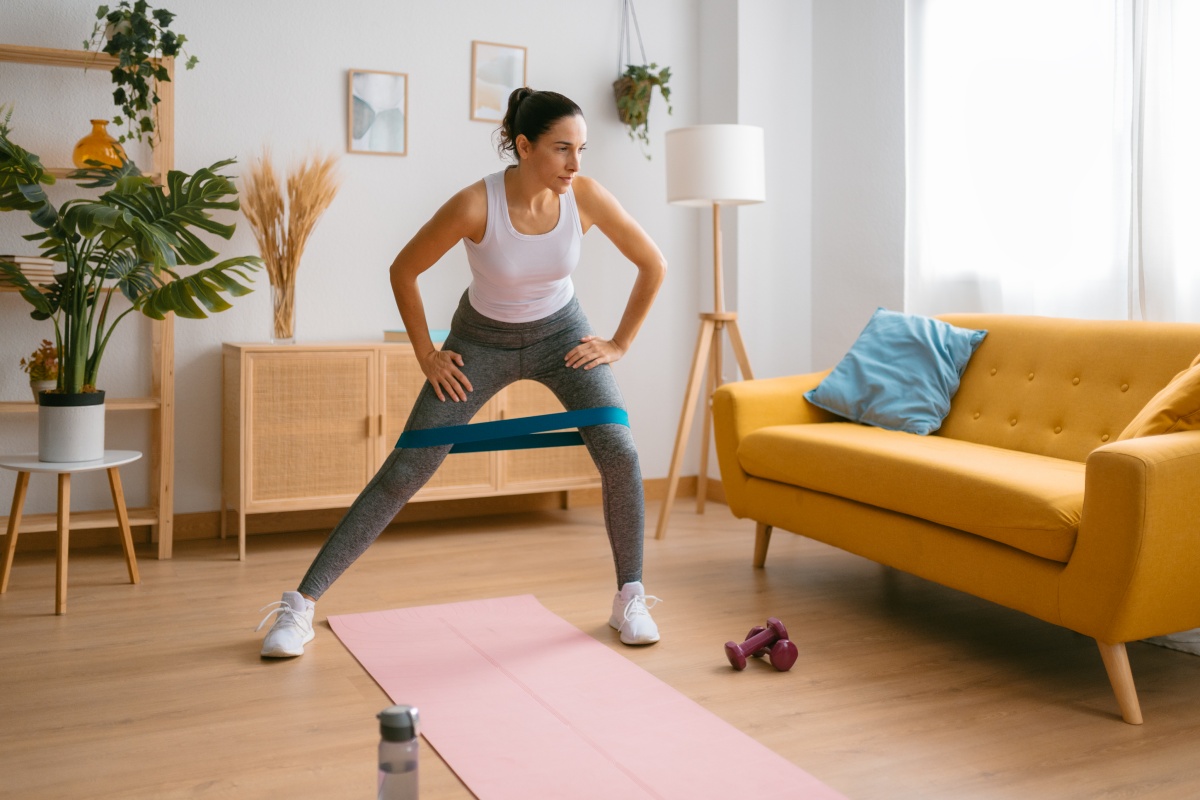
378, 704, 419, 742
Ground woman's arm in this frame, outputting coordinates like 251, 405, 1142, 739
389, 182, 486, 401
568, 175, 667, 369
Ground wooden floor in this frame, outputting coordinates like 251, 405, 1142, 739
3, 499, 1200, 799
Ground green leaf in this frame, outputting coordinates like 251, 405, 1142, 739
136, 255, 261, 319
0, 261, 55, 317
69, 156, 143, 189
2, 112, 255, 389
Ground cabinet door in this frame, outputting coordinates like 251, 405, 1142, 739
380, 347, 497, 498
499, 380, 601, 491
245, 349, 376, 508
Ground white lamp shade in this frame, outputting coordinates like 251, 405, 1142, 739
665, 124, 766, 206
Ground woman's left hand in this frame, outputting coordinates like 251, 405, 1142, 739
565, 335, 625, 370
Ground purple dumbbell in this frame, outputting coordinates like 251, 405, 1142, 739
725, 617, 790, 671
767, 639, 798, 672
745, 625, 771, 657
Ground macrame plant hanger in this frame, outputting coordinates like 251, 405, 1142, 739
617, 0, 648, 79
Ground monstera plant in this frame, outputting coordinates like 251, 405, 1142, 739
0, 108, 260, 397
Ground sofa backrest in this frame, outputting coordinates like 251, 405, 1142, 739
936, 314, 1200, 463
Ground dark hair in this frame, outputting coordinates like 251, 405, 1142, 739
497, 88, 583, 161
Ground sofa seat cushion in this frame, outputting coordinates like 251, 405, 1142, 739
738, 423, 1085, 562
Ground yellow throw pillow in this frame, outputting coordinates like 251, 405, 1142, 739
1117, 353, 1200, 440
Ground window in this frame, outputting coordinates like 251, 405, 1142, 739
906, 0, 1200, 322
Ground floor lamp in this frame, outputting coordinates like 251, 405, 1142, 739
656, 124, 765, 539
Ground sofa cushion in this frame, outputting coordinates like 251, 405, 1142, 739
1117, 353, 1200, 440
738, 422, 1085, 562
804, 308, 986, 436
936, 315, 1200, 463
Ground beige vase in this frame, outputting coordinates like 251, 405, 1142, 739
30, 380, 57, 402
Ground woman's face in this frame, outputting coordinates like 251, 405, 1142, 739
517, 114, 587, 194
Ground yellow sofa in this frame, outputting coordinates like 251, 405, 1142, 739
712, 314, 1200, 724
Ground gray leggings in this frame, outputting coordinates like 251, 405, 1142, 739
297, 293, 645, 599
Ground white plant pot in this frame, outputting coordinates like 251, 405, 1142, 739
30, 380, 57, 402
38, 391, 106, 463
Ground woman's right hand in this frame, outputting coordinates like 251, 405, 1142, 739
420, 349, 473, 402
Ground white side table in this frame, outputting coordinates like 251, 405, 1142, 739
0, 450, 142, 615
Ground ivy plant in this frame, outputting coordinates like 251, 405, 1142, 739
613, 63, 673, 158
84, 2, 199, 147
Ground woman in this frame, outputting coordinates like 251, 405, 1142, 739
257, 88, 667, 657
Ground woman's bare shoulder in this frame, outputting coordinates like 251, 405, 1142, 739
572, 174, 623, 230
430, 178, 488, 242
444, 178, 488, 215
571, 173, 611, 204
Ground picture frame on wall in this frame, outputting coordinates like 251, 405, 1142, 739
348, 69, 408, 156
470, 41, 527, 123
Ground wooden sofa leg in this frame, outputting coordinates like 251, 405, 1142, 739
753, 523, 772, 568
1096, 640, 1143, 725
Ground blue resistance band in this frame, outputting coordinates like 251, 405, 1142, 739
395, 406, 630, 454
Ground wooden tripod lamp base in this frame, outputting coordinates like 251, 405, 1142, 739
658, 124, 765, 539
654, 310, 752, 539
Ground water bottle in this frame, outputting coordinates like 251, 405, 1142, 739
377, 704, 419, 800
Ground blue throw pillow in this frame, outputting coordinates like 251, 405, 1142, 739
804, 308, 987, 435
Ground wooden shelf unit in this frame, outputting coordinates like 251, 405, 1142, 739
222, 342, 603, 560
0, 43, 176, 558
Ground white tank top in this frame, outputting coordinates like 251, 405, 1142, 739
464, 170, 582, 323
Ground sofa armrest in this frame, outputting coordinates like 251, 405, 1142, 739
711, 371, 838, 518
1060, 430, 1200, 642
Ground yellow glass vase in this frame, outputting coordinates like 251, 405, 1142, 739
72, 120, 126, 169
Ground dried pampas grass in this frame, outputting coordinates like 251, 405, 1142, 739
241, 148, 340, 341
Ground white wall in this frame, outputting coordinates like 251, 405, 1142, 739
1, 0, 703, 515
811, 0, 906, 367
693, 0, 814, 384
2, 0, 905, 520
689, 0, 813, 482
736, 0, 813, 382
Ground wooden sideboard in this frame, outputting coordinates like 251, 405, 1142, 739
221, 342, 601, 559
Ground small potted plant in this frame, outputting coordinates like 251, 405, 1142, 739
0, 108, 260, 462
85, 1, 198, 148
19, 339, 59, 402
613, 62, 672, 158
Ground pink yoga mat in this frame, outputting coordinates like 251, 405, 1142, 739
329, 595, 845, 799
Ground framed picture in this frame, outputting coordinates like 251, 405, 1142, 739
348, 69, 408, 156
471, 41, 527, 123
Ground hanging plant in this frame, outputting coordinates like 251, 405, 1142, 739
613, 63, 672, 153
612, 0, 672, 159
84, 2, 199, 148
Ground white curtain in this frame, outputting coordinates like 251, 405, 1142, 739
1141, 0, 1200, 322
906, 0, 1200, 323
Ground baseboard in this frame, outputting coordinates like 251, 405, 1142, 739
7, 475, 714, 553
705, 478, 726, 505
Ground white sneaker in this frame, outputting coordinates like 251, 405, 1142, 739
257, 591, 315, 658
609, 581, 661, 645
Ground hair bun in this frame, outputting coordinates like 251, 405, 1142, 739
496, 89, 583, 163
